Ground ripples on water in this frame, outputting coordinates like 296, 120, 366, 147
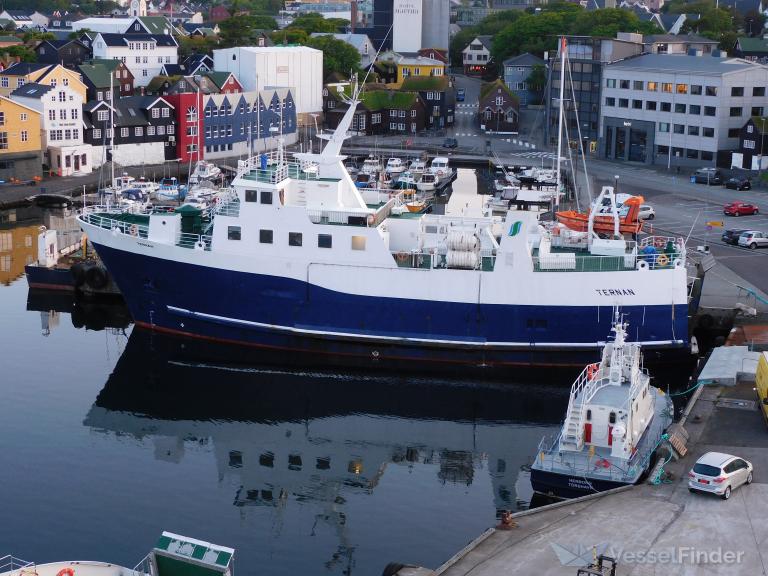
0, 274, 568, 576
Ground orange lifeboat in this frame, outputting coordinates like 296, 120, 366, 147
556, 196, 644, 235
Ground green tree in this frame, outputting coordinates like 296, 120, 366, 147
22, 30, 56, 44
270, 27, 308, 45
176, 34, 219, 59
4, 44, 36, 62
570, 8, 659, 37
525, 64, 547, 105
306, 35, 361, 77
492, 12, 566, 62
219, 14, 274, 48
287, 12, 349, 34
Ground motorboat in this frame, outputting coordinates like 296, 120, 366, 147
188, 160, 222, 185
408, 159, 427, 174
417, 172, 437, 192
385, 157, 406, 175
155, 177, 183, 201
360, 156, 382, 175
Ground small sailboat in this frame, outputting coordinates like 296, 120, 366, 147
530, 312, 673, 499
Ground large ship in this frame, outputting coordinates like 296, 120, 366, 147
77, 89, 693, 370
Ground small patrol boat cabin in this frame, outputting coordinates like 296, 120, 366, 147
530, 313, 673, 498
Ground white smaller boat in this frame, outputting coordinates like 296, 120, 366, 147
189, 160, 222, 185
385, 157, 406, 174
417, 172, 437, 192
429, 156, 454, 187
395, 171, 418, 190
408, 159, 427, 174
156, 177, 183, 201
360, 156, 382, 175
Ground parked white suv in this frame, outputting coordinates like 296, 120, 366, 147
688, 452, 753, 499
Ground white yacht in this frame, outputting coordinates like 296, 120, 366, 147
408, 159, 427, 174
385, 157, 406, 175
428, 156, 454, 187
188, 160, 222, 185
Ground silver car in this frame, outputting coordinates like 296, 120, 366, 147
738, 231, 768, 250
688, 452, 753, 499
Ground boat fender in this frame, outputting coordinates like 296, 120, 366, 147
367, 214, 375, 226
70, 262, 87, 287
636, 260, 649, 271
129, 224, 139, 237
56, 568, 75, 576
279, 189, 285, 205
673, 258, 683, 268
86, 265, 109, 290
656, 254, 669, 267
194, 240, 205, 251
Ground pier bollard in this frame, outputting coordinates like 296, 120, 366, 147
496, 510, 516, 530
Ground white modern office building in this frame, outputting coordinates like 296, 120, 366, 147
600, 53, 768, 167
213, 46, 322, 125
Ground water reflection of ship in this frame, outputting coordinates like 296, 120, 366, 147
26, 289, 131, 334
85, 330, 565, 520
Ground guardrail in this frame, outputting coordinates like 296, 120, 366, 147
80, 211, 150, 239
177, 232, 212, 250
0, 556, 34, 573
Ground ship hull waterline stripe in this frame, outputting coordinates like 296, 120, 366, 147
166, 305, 686, 351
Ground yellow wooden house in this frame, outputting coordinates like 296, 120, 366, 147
0, 95, 43, 181
376, 52, 446, 88
0, 62, 87, 101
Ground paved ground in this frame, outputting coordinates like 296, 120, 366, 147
435, 380, 768, 576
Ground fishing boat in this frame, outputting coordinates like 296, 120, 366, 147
394, 171, 418, 191
1, 533, 234, 576
155, 177, 183, 201
78, 79, 694, 370
556, 188, 644, 236
188, 160, 222, 185
416, 171, 437, 192
385, 157, 406, 175
530, 313, 673, 498
354, 170, 377, 189
428, 157, 454, 187
360, 155, 382, 175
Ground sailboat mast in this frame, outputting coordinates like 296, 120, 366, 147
110, 69, 115, 186
555, 36, 566, 209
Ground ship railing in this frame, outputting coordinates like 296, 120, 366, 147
391, 248, 496, 271
213, 197, 241, 218
177, 232, 213, 250
534, 446, 635, 483
0, 556, 35, 573
306, 208, 377, 227
79, 211, 150, 239
133, 554, 154, 576
639, 235, 686, 255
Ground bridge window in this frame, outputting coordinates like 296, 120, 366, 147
260, 191, 273, 204
586, 409, 592, 421
288, 454, 302, 470
289, 232, 302, 246
318, 234, 332, 248
245, 189, 257, 202
259, 452, 274, 467
351, 236, 366, 251
609, 412, 616, 424
259, 229, 273, 244
227, 226, 241, 240
316, 457, 331, 470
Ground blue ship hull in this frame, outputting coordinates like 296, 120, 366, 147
92, 243, 690, 369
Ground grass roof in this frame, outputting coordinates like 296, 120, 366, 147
400, 75, 448, 91
360, 90, 416, 110
480, 79, 517, 103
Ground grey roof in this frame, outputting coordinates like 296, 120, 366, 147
309, 32, 372, 51
97, 33, 177, 47
10, 82, 53, 98
4, 10, 32, 20
476, 35, 493, 50
1, 62, 50, 76
659, 13, 683, 32
608, 54, 759, 75
644, 33, 718, 44
503, 52, 545, 67
160, 63, 185, 75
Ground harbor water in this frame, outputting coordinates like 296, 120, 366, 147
0, 176, 695, 576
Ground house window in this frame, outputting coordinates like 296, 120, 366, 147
633, 100, 642, 109
674, 103, 685, 113
410, 109, 416, 118
0, 112, 4, 126
658, 122, 669, 133
705, 86, 717, 96
0, 132, 8, 149
398, 123, 405, 130
288, 232, 302, 247
167, 125, 174, 135
120, 128, 128, 137
20, 130, 27, 142
390, 122, 397, 130
186, 107, 198, 121
259, 229, 273, 243
704, 106, 716, 116
689, 105, 701, 115
64, 129, 71, 140
662, 83, 672, 93
730, 107, 743, 117
162, 108, 170, 117
744, 139, 756, 149
399, 110, 405, 118
619, 79, 629, 89
495, 96, 503, 105
135, 127, 143, 136
186, 126, 197, 137
372, 113, 381, 124
97, 110, 108, 121
674, 124, 684, 134
152, 108, 159, 118
676, 84, 687, 94
703, 127, 714, 137
731, 87, 744, 97
59, 109, 67, 120
186, 143, 197, 153
619, 99, 628, 108
228, 226, 241, 240
633, 80, 643, 90
660, 102, 671, 112
17, 79, 24, 87
646, 101, 656, 111
58, 91, 66, 102
606, 79, 616, 88
351, 236, 366, 251
754, 87, 765, 97
71, 109, 78, 120
752, 107, 764, 117
93, 128, 101, 140
142, 70, 148, 77
147, 126, 155, 136
688, 126, 699, 136
318, 234, 332, 248
1, 78, 7, 88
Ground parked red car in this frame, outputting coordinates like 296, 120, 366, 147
724, 202, 759, 216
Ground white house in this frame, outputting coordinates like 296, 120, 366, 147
309, 32, 375, 68
213, 46, 323, 125
10, 82, 92, 176
92, 33, 178, 87
462, 35, 493, 75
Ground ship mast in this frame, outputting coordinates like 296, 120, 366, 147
555, 36, 566, 210
110, 69, 115, 186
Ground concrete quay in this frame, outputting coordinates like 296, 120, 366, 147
392, 374, 768, 575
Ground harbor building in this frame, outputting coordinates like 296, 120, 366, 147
91, 33, 178, 88
11, 83, 92, 176
0, 96, 42, 182
503, 53, 546, 107
600, 53, 768, 167
212, 46, 322, 126
0, 63, 87, 100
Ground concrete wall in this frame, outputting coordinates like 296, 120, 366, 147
91, 141, 166, 168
